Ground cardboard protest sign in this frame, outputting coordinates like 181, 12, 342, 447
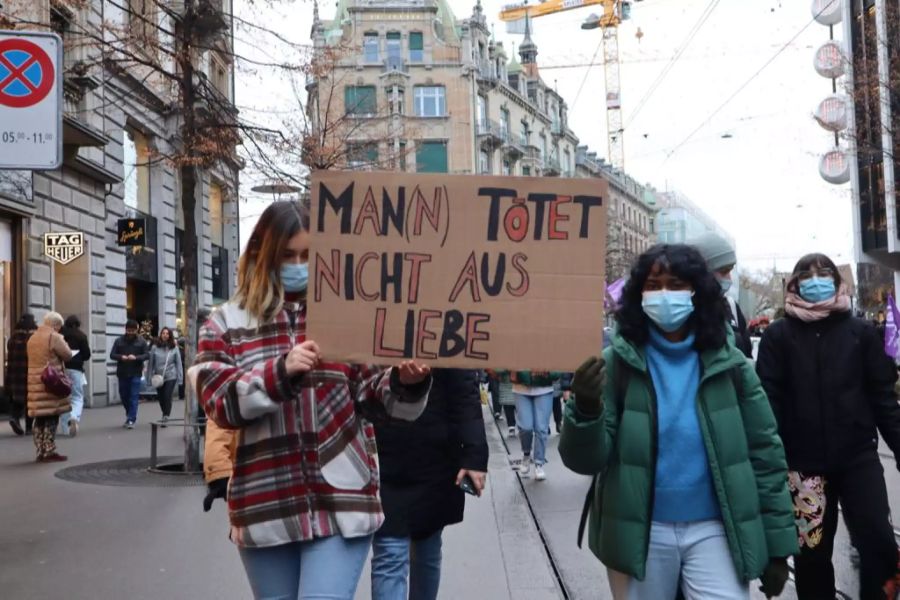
308, 171, 608, 370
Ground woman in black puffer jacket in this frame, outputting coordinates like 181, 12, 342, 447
757, 252, 900, 600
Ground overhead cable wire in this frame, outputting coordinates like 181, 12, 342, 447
663, 13, 821, 162
570, 37, 604, 110
624, 0, 722, 129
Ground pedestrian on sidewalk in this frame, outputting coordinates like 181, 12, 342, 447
26, 312, 73, 462
757, 252, 900, 600
511, 370, 556, 481
560, 244, 797, 599
189, 200, 432, 600
147, 327, 182, 426
370, 368, 488, 600
109, 319, 149, 429
689, 232, 753, 358
60, 315, 91, 437
488, 369, 516, 437
5, 313, 36, 436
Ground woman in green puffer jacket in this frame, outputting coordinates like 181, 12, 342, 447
559, 244, 797, 599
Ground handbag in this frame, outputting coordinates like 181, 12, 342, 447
151, 349, 172, 389
41, 334, 73, 398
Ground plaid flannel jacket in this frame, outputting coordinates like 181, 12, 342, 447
190, 298, 430, 548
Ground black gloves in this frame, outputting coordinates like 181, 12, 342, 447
759, 557, 789, 598
203, 477, 229, 512
572, 357, 606, 417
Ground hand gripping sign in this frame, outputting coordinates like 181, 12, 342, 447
309, 171, 609, 371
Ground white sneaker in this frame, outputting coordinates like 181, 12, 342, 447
534, 465, 546, 481
507, 426, 517, 438
517, 457, 532, 478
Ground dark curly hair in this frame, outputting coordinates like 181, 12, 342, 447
615, 244, 727, 351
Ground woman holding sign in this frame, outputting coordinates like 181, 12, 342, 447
559, 244, 796, 599
189, 201, 432, 600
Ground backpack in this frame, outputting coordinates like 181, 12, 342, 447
575, 354, 745, 548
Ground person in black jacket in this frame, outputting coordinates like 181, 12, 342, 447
690, 232, 753, 358
109, 319, 150, 429
757, 253, 900, 600
370, 369, 488, 600
60, 315, 91, 436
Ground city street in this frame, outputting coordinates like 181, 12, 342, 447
4, 397, 895, 599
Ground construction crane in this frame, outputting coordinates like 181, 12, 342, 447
499, 0, 636, 170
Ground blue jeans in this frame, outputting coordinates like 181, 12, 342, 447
60, 369, 86, 434
118, 376, 142, 423
608, 520, 748, 600
515, 392, 553, 465
371, 529, 444, 600
238, 534, 372, 600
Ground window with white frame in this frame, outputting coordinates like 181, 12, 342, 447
364, 33, 379, 63
413, 86, 446, 117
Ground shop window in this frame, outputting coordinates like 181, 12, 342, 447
0, 218, 14, 389
209, 182, 224, 247
123, 129, 151, 213
211, 244, 229, 302
345, 85, 376, 116
415, 141, 448, 173
409, 31, 424, 62
413, 86, 446, 117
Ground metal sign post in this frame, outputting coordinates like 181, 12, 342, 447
0, 31, 63, 170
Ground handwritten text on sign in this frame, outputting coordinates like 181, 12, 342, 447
308, 172, 608, 370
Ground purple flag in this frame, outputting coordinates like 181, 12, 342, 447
604, 278, 626, 310
884, 294, 900, 359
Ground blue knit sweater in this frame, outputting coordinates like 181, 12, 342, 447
646, 328, 721, 523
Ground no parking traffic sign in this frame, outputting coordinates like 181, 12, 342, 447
0, 31, 62, 170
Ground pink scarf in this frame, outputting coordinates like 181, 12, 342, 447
784, 284, 851, 322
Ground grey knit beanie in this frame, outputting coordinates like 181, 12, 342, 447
690, 232, 736, 272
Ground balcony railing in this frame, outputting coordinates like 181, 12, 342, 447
477, 120, 504, 146
383, 56, 408, 73
476, 59, 497, 83
544, 156, 561, 175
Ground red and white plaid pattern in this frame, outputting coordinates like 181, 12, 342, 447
190, 299, 429, 548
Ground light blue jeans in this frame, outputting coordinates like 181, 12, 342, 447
515, 392, 554, 465
238, 534, 372, 600
608, 520, 748, 600
60, 369, 86, 434
371, 529, 444, 600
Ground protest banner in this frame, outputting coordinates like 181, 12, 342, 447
308, 171, 608, 370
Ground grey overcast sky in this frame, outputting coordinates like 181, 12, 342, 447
236, 0, 853, 274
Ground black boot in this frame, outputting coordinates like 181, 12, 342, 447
9, 419, 24, 436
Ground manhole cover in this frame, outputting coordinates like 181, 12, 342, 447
55, 457, 205, 488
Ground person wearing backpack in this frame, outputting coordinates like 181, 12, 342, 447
756, 253, 900, 600
559, 244, 797, 599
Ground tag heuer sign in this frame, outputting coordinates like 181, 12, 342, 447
117, 218, 145, 246
43, 231, 84, 265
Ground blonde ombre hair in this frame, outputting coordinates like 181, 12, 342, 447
234, 200, 309, 323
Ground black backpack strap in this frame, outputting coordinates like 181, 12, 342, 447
577, 353, 627, 548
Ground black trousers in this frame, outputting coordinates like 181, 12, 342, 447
794, 452, 899, 600
552, 395, 563, 432
156, 379, 177, 418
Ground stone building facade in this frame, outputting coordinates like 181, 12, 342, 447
0, 0, 241, 407
306, 0, 655, 281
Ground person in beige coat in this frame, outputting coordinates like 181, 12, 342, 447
27, 312, 73, 462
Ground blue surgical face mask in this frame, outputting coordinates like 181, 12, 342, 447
716, 276, 733, 294
799, 276, 835, 303
642, 290, 695, 333
281, 263, 308, 292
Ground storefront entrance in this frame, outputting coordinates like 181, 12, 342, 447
0, 215, 20, 397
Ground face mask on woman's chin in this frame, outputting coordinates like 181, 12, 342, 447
281, 263, 309, 292
641, 290, 695, 333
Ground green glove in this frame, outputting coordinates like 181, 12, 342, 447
572, 357, 605, 417
758, 557, 789, 598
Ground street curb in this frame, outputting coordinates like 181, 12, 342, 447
483, 407, 566, 600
